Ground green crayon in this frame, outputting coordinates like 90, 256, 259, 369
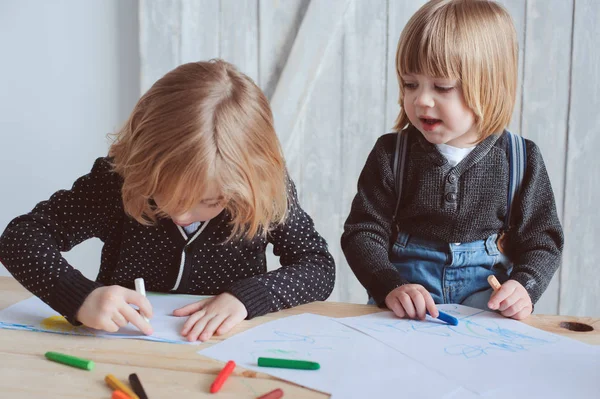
257, 357, 320, 370
45, 351, 95, 371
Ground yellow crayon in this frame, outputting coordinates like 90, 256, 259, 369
105, 374, 140, 399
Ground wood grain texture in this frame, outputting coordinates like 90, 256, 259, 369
270, 0, 351, 183
220, 0, 259, 82
135, 0, 600, 315
296, 23, 344, 301
0, 276, 598, 398
339, 0, 388, 304
180, 0, 220, 63
497, 0, 527, 133
139, 0, 181, 92
561, 0, 600, 317
259, 0, 310, 98
520, 0, 574, 314
385, 0, 428, 130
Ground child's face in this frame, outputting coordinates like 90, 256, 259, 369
402, 74, 478, 148
154, 183, 225, 226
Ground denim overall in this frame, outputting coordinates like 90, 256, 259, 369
385, 231, 513, 309
369, 130, 524, 310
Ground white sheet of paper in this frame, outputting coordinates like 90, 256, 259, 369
199, 313, 471, 398
338, 304, 600, 398
0, 293, 210, 344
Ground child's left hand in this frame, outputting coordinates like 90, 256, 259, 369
487, 279, 532, 320
173, 293, 248, 342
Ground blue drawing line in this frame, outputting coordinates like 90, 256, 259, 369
350, 309, 559, 360
442, 319, 557, 359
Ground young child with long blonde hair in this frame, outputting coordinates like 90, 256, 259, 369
0, 59, 335, 341
342, 0, 562, 321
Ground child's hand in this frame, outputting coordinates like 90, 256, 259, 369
385, 284, 439, 320
487, 279, 532, 320
174, 292, 248, 342
76, 286, 154, 334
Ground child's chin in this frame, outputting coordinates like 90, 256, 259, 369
419, 131, 446, 144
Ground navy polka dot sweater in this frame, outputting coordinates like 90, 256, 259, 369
0, 158, 336, 324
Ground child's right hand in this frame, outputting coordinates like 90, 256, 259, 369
385, 284, 439, 320
76, 286, 153, 335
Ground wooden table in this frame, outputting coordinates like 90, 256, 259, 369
0, 276, 598, 398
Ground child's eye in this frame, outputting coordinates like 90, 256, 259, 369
403, 82, 417, 90
435, 85, 454, 93
206, 203, 221, 208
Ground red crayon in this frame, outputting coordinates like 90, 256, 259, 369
257, 388, 284, 399
210, 360, 236, 393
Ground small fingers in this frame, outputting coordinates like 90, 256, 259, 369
111, 312, 128, 328
511, 305, 533, 320
103, 319, 120, 333
124, 290, 154, 319
501, 298, 529, 318
120, 305, 153, 335
498, 293, 520, 312
198, 314, 227, 342
419, 288, 438, 318
408, 291, 427, 320
173, 298, 210, 317
488, 285, 515, 310
386, 295, 406, 318
186, 314, 213, 342
398, 292, 417, 319
181, 309, 206, 336
216, 315, 242, 336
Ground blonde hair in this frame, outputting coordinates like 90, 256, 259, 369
393, 0, 518, 139
109, 59, 288, 240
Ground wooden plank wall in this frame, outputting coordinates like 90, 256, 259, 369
140, 0, 600, 316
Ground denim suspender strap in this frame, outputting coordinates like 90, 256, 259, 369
505, 130, 527, 231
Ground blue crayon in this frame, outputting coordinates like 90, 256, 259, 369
427, 310, 459, 326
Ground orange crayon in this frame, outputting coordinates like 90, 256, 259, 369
112, 390, 132, 399
487, 275, 502, 292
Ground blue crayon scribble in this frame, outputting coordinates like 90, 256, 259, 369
348, 310, 560, 360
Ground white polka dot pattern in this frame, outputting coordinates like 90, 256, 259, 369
0, 158, 336, 323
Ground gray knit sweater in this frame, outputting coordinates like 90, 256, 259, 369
341, 128, 563, 307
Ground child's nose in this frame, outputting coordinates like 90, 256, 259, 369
414, 90, 434, 108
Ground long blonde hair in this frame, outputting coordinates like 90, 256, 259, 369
109, 59, 288, 240
393, 0, 518, 140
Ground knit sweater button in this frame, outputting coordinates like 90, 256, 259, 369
445, 192, 457, 202
447, 174, 457, 183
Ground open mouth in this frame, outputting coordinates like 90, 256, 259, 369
420, 117, 442, 130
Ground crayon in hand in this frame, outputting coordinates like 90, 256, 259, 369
134, 278, 150, 323
487, 275, 502, 292
426, 310, 459, 326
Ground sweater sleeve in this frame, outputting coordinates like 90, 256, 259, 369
226, 178, 336, 319
507, 141, 564, 304
0, 157, 123, 323
341, 135, 408, 306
